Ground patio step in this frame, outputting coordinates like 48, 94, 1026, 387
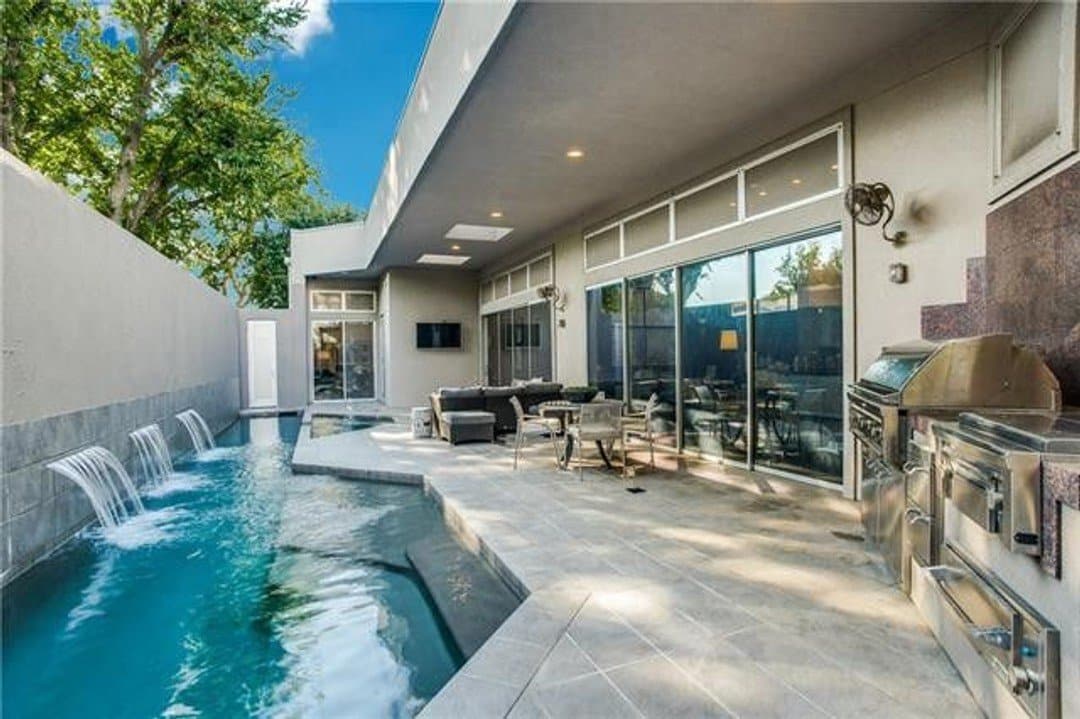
406, 537, 520, 658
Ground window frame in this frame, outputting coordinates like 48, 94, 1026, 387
309, 289, 377, 313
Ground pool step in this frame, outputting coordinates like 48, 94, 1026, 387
406, 537, 520, 658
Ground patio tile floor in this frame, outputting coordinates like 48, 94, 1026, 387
290, 417, 979, 718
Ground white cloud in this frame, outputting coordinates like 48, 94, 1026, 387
281, 0, 333, 56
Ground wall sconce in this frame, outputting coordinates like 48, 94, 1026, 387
844, 182, 906, 245
536, 284, 567, 313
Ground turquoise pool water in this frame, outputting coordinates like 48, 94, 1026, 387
309, 415, 392, 439
2, 417, 462, 718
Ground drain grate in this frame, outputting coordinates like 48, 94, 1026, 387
831, 529, 865, 543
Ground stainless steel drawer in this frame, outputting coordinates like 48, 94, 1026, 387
929, 544, 1060, 719
944, 456, 1002, 533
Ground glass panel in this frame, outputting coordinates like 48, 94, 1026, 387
752, 230, 843, 482
745, 133, 839, 217
344, 292, 375, 311
627, 270, 677, 447
510, 267, 528, 294
344, 321, 375, 399
312, 322, 344, 400
1001, 2, 1061, 165
675, 176, 738, 240
623, 206, 669, 256
585, 227, 620, 268
498, 310, 513, 385
311, 291, 342, 311
494, 276, 510, 299
528, 302, 552, 380
528, 257, 550, 286
485, 314, 500, 384
511, 305, 529, 381
587, 284, 624, 401
681, 254, 748, 461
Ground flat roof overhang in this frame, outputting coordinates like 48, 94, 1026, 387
334, 2, 988, 278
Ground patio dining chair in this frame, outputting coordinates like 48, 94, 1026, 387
509, 395, 563, 470
622, 393, 659, 476
566, 401, 623, 481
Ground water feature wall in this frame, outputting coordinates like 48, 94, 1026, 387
1, 153, 241, 584
175, 410, 217, 453
47, 447, 145, 528
129, 425, 175, 485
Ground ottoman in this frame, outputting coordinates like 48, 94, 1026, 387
441, 411, 496, 445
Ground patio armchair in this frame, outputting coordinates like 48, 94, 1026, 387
622, 393, 660, 475
566, 402, 623, 481
509, 396, 563, 469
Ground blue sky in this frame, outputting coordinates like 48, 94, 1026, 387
267, 2, 440, 212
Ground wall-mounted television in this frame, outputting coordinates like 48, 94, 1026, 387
416, 322, 461, 349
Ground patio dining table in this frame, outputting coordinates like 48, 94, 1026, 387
530, 400, 620, 470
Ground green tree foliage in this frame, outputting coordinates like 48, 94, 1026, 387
1, 0, 354, 307
766, 241, 842, 302
246, 198, 361, 309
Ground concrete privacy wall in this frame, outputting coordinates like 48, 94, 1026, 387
0, 153, 241, 584
383, 268, 480, 407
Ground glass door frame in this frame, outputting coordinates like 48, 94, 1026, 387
309, 318, 377, 402
480, 299, 556, 385
584, 222, 845, 490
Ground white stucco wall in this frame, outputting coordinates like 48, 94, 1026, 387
1, 152, 240, 425
382, 268, 480, 407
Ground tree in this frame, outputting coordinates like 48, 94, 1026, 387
2, 0, 352, 306
246, 198, 361, 309
766, 241, 842, 302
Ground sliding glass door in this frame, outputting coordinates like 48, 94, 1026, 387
680, 254, 749, 461
583, 225, 843, 485
627, 270, 677, 447
311, 320, 375, 400
484, 302, 552, 385
752, 231, 843, 481
586, 283, 624, 400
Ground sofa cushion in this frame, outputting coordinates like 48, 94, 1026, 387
482, 386, 514, 398
438, 387, 484, 399
442, 410, 496, 426
522, 382, 562, 395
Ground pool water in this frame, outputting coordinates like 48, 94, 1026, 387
310, 415, 393, 439
2, 417, 462, 718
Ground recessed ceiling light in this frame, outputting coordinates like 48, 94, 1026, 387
830, 164, 838, 171
728, 202, 737, 208
791, 178, 802, 185
418, 253, 470, 266
489, 210, 503, 219
451, 244, 461, 251
758, 190, 768, 197
445, 223, 513, 242
565, 148, 585, 159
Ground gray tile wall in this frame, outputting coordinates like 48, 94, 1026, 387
0, 377, 239, 585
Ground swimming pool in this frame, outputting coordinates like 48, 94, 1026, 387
2, 417, 464, 718
309, 414, 394, 439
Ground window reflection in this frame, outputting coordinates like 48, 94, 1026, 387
681, 254, 748, 460
485, 303, 552, 385
627, 270, 677, 447
752, 231, 844, 482
586, 284, 624, 400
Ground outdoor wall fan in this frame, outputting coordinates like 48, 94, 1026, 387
844, 182, 906, 244
537, 284, 567, 312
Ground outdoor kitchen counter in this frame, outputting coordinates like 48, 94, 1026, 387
1043, 459, 1080, 577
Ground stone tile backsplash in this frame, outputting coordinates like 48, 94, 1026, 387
923, 162, 1080, 406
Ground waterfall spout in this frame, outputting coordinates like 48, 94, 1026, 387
175, 409, 216, 453
129, 424, 174, 485
47, 447, 144, 529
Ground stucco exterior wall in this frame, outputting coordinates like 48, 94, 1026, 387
0, 152, 241, 583
852, 45, 990, 373
382, 268, 480, 407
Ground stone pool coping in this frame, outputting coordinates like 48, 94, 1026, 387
290, 421, 981, 718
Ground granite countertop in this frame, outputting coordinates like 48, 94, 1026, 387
1042, 459, 1080, 578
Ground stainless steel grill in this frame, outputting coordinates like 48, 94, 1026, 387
848, 334, 1060, 587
